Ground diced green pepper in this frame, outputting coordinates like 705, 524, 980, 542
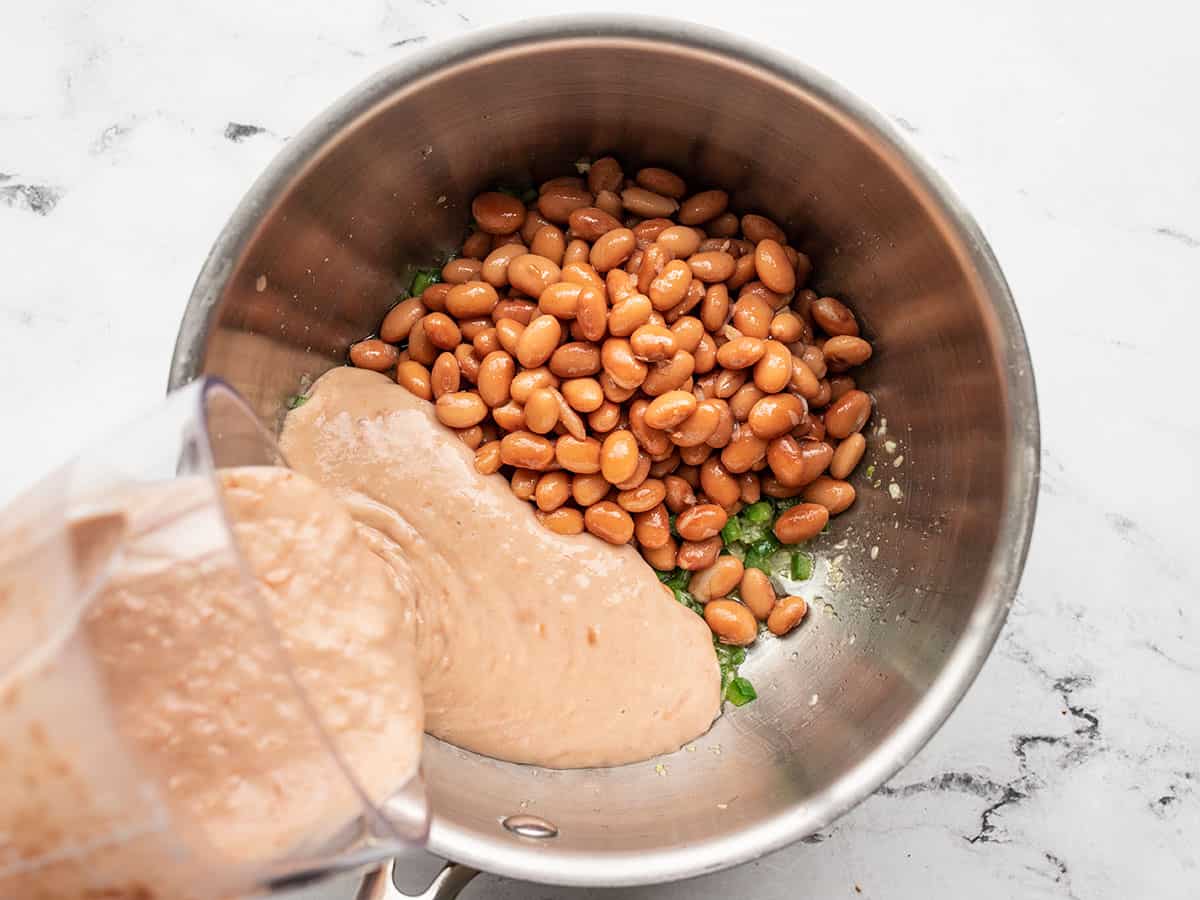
657, 567, 690, 592
409, 267, 441, 297
750, 535, 781, 557
743, 551, 771, 574
725, 676, 757, 707
790, 551, 814, 581
675, 587, 703, 615
714, 643, 747, 693
720, 517, 743, 544
657, 568, 703, 615
743, 501, 774, 524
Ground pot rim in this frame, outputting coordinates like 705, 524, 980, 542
169, 15, 1039, 887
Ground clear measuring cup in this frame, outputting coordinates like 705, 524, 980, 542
0, 378, 428, 900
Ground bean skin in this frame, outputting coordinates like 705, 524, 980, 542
584, 501, 635, 544
688, 556, 744, 603
675, 503, 728, 541
773, 503, 829, 543
537, 507, 585, 535
802, 476, 857, 515
740, 568, 777, 621
767, 596, 808, 636
829, 432, 867, 479
349, 339, 399, 372
677, 536, 722, 571
704, 599, 757, 645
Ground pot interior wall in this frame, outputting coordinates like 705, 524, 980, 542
179, 34, 1024, 883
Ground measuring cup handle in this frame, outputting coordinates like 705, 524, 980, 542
355, 858, 480, 900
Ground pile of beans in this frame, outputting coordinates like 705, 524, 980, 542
348, 158, 874, 644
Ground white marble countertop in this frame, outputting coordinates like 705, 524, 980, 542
2, 1, 1197, 898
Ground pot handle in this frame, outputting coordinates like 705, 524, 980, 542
355, 858, 480, 900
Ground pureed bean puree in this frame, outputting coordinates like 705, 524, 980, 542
279, 365, 721, 767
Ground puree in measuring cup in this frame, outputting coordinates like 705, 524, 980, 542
2, 468, 423, 899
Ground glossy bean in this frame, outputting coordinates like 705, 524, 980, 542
824, 389, 872, 438
802, 476, 857, 515
587, 400, 622, 433
589, 228, 637, 272
741, 214, 785, 244
634, 503, 672, 549
587, 156, 624, 194
678, 189, 728, 226
677, 536, 723, 572
396, 360, 433, 400
584, 501, 635, 544
754, 239, 796, 294
499, 430, 556, 469
689, 556, 744, 603
704, 599, 757, 645
349, 339, 399, 372
472, 191, 527, 234
740, 568, 777, 621
380, 297, 427, 342
435, 391, 488, 429
773, 502, 829, 543
538, 185, 594, 224
829, 432, 867, 479
648, 260, 693, 311
509, 468, 539, 500
534, 471, 571, 512
474, 440, 502, 475
811, 296, 860, 336
676, 503, 728, 541
537, 507, 585, 535
747, 393, 807, 440
767, 596, 808, 636
621, 186, 679, 219
635, 167, 687, 199
823, 335, 873, 369
617, 478, 667, 514
516, 315, 563, 368
720, 426, 768, 473
601, 338, 649, 389
699, 456, 741, 507
643, 390, 698, 430
697, 284, 729, 334
572, 472, 611, 506
430, 352, 461, 398
656, 225, 702, 258
442, 257, 483, 284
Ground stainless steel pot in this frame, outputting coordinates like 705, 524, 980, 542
170, 16, 1039, 898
